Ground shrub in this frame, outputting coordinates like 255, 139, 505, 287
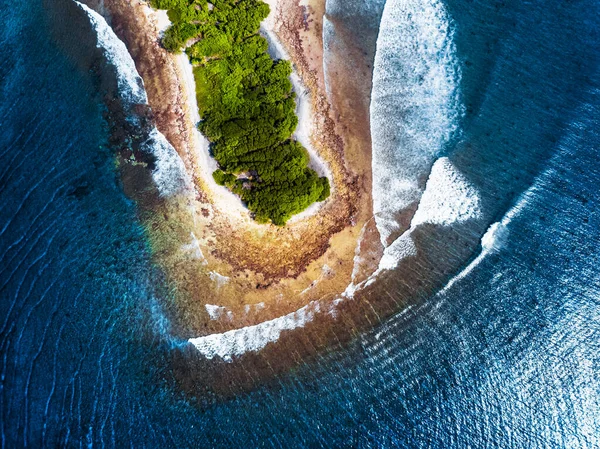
154, 0, 330, 224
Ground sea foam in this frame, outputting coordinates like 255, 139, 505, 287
436, 187, 533, 296
411, 157, 481, 227
141, 129, 192, 197
205, 304, 228, 320
377, 157, 481, 272
188, 303, 316, 361
75, 2, 147, 106
370, 0, 463, 246
76, 1, 191, 197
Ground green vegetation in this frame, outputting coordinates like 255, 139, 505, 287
149, 0, 330, 225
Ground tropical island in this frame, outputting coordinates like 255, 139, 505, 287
150, 0, 330, 225
73, 0, 381, 384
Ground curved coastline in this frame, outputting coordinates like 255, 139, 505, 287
67, 0, 511, 401
67, 0, 504, 400
78, 0, 377, 353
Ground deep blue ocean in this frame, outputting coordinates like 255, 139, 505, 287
2, 0, 600, 447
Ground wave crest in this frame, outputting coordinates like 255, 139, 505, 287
370, 0, 463, 246
75, 1, 147, 105
75, 1, 191, 197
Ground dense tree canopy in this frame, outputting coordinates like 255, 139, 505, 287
150, 0, 330, 225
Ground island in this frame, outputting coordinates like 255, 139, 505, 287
150, 0, 330, 225
72, 0, 380, 387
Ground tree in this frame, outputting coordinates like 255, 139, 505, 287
153, 0, 330, 224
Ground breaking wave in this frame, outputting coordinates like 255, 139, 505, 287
188, 302, 318, 362
370, 0, 463, 246
141, 129, 191, 197
75, 1, 190, 197
370, 157, 482, 277
410, 156, 481, 228
75, 1, 147, 106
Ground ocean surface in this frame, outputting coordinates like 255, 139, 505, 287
2, 0, 600, 447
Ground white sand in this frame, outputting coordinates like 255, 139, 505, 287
260, 0, 279, 30
259, 26, 333, 182
173, 52, 251, 220
143, 5, 252, 219
140, 4, 170, 35
259, 23, 333, 223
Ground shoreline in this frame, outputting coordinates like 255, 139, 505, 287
79, 0, 382, 394
260, 25, 332, 182
58, 0, 512, 403
127, 0, 372, 283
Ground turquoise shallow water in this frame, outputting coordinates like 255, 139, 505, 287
1, 0, 600, 447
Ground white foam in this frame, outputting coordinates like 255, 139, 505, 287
350, 221, 370, 283
205, 304, 227, 320
437, 221, 506, 295
181, 232, 207, 263
346, 156, 499, 297
431, 160, 544, 296
411, 157, 481, 227
321, 15, 335, 100
370, 0, 463, 246
142, 128, 192, 197
481, 221, 507, 253
436, 189, 531, 296
373, 157, 481, 273
341, 157, 482, 294
188, 303, 316, 361
378, 232, 418, 271
341, 156, 483, 302
75, 2, 148, 105
208, 271, 230, 287
77, 2, 191, 197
